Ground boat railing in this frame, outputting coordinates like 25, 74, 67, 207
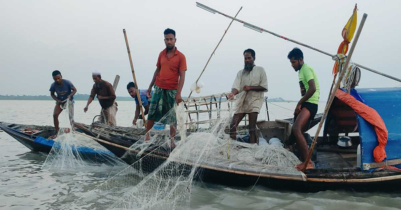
183, 93, 270, 131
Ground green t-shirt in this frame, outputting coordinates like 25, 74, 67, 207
298, 63, 320, 104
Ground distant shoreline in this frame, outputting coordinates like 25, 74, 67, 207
0, 94, 294, 102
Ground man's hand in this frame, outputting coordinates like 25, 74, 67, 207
84, 106, 88, 113
228, 93, 235, 100
132, 119, 137, 125
56, 100, 63, 105
294, 103, 302, 116
243, 86, 251, 91
175, 94, 183, 104
147, 88, 152, 98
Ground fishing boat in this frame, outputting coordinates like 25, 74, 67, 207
3, 2, 401, 193
0, 122, 118, 160
71, 87, 401, 192
2, 87, 401, 192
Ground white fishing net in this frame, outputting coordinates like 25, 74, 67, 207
42, 100, 128, 175
68, 96, 303, 210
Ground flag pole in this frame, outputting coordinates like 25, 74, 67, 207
302, 13, 368, 171
328, 4, 357, 102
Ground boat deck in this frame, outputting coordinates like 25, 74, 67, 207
316, 144, 358, 169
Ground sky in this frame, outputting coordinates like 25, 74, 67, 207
1, 0, 400, 101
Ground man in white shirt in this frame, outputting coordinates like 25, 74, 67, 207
228, 49, 268, 144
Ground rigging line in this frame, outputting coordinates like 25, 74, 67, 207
196, 2, 401, 83
187, 5, 243, 100
269, 102, 293, 112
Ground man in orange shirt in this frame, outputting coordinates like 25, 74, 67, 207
146, 28, 187, 148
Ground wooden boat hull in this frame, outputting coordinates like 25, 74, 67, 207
2, 121, 401, 192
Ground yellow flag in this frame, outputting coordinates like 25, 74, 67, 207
333, 4, 358, 74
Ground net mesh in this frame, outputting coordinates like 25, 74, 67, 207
42, 100, 128, 176
67, 97, 303, 209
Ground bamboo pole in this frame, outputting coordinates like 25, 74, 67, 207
196, 2, 401, 83
123, 29, 147, 124
302, 14, 368, 171
187, 6, 243, 100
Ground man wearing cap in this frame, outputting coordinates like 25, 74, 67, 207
84, 71, 118, 126
127, 82, 153, 126
49, 70, 77, 138
145, 28, 187, 148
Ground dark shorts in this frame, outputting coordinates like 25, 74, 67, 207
302, 102, 318, 121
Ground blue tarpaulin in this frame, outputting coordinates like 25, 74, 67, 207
354, 88, 401, 169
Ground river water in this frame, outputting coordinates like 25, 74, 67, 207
1, 100, 400, 210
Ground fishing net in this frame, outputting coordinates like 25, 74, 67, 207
69, 96, 304, 210
99, 102, 118, 126
42, 100, 128, 175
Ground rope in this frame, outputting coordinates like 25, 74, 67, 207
269, 102, 293, 112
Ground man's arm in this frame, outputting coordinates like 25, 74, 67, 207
84, 97, 93, 112
175, 70, 186, 104
244, 68, 268, 92
294, 79, 316, 115
228, 71, 242, 100
243, 86, 267, 91
133, 104, 140, 125
68, 86, 77, 99
50, 91, 62, 104
84, 86, 96, 112
228, 88, 239, 100
299, 79, 316, 104
147, 67, 161, 97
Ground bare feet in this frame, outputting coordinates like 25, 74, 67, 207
295, 160, 314, 171
145, 133, 150, 142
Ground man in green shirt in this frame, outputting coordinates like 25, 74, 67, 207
288, 48, 319, 171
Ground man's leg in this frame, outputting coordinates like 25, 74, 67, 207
230, 113, 245, 140
101, 108, 109, 125
146, 87, 161, 141
145, 119, 155, 141
144, 104, 150, 116
248, 112, 259, 144
52, 104, 63, 138
108, 102, 118, 126
293, 107, 313, 170
170, 124, 177, 148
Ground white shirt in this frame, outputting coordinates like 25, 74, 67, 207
232, 66, 268, 113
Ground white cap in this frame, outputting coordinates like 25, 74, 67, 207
92, 70, 101, 76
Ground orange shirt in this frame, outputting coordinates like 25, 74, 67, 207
155, 48, 187, 90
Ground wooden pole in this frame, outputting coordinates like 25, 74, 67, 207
187, 6, 243, 100
123, 29, 147, 124
302, 14, 368, 171
196, 2, 401, 83
112, 75, 120, 91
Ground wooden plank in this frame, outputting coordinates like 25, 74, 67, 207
307, 174, 401, 183
363, 159, 401, 170
186, 101, 220, 107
